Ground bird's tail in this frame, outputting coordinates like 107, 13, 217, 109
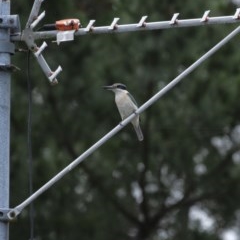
133, 124, 144, 141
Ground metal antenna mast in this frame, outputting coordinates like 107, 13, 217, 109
1, 0, 240, 239
0, 1, 13, 240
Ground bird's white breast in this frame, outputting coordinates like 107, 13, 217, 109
114, 90, 137, 120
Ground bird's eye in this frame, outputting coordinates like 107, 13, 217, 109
117, 84, 126, 90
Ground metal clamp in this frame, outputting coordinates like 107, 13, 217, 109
0, 208, 18, 222
22, 28, 37, 51
0, 14, 21, 34
56, 30, 75, 45
0, 64, 20, 72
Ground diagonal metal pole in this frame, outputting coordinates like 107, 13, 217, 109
0, 0, 11, 240
9, 24, 240, 219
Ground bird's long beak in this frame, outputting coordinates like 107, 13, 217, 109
103, 85, 114, 90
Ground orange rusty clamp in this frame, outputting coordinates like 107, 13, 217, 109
55, 19, 80, 31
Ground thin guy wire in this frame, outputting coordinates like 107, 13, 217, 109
27, 51, 35, 240
10, 24, 240, 218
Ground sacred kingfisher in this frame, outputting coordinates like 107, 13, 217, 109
103, 83, 144, 141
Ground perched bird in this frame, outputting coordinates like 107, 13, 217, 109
103, 83, 144, 141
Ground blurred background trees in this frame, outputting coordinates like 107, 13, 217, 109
9, 0, 240, 239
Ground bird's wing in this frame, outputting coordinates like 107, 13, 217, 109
127, 92, 138, 107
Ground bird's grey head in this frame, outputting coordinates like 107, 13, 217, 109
103, 83, 127, 91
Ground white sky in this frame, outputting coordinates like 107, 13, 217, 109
222, 230, 238, 240
190, 207, 239, 240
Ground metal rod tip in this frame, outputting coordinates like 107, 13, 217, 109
84, 20, 95, 32
108, 17, 120, 30
200, 10, 210, 22
137, 15, 148, 27
170, 13, 179, 25
233, 8, 240, 19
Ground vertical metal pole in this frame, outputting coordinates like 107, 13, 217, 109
0, 0, 11, 240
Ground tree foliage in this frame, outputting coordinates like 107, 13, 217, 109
10, 0, 240, 239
